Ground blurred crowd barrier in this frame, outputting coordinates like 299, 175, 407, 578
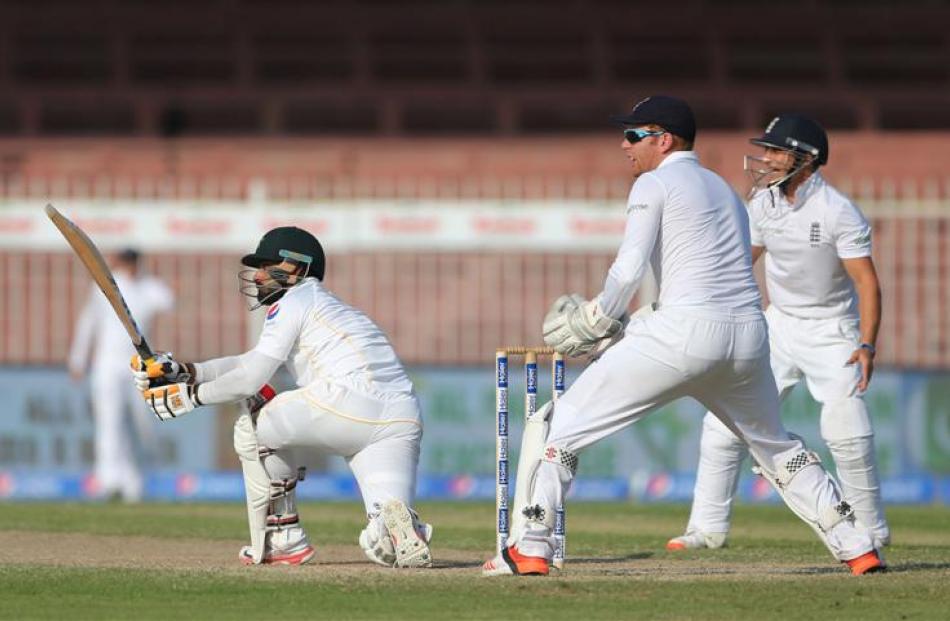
1, 365, 947, 503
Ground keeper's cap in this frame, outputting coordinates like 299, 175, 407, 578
611, 95, 696, 143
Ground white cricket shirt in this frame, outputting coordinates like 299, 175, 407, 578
598, 151, 761, 318
69, 271, 174, 373
252, 278, 415, 399
748, 172, 872, 319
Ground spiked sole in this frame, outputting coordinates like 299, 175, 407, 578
382, 499, 432, 568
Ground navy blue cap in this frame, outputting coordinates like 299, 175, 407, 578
611, 95, 696, 142
750, 114, 828, 166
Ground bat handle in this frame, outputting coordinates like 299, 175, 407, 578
136, 338, 157, 363
135, 338, 172, 388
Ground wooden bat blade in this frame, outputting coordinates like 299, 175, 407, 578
45, 204, 155, 360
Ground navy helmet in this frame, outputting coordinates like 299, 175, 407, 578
750, 114, 828, 166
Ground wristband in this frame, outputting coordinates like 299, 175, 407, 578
859, 343, 876, 357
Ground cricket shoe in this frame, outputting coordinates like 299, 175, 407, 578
666, 530, 727, 551
239, 541, 316, 566
844, 550, 886, 576
482, 546, 549, 576
382, 499, 432, 568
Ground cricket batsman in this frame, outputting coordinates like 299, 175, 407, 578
130, 226, 433, 567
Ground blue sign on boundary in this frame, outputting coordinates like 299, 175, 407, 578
0, 470, 945, 504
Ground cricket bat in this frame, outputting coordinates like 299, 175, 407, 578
45, 203, 157, 362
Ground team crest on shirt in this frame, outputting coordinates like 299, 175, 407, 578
809, 222, 821, 247
266, 303, 280, 320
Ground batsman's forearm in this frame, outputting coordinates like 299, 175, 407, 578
194, 350, 282, 405
192, 354, 242, 383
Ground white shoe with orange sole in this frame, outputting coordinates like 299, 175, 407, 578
239, 541, 316, 566
666, 530, 727, 551
482, 545, 550, 576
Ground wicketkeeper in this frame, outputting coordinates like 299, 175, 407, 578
131, 226, 433, 567
483, 96, 883, 578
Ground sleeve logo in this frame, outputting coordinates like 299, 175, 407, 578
266, 303, 280, 320
626, 203, 649, 214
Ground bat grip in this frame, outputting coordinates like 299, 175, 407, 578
136, 337, 171, 388
135, 337, 156, 362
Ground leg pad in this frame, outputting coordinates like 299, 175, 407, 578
542, 445, 578, 476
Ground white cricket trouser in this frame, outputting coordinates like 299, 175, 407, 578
518, 306, 873, 561
90, 364, 154, 502
687, 305, 889, 542
255, 380, 423, 515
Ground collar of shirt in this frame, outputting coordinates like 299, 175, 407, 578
792, 171, 824, 207
768, 170, 825, 210
657, 150, 698, 169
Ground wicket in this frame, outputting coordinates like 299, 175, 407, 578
495, 346, 566, 569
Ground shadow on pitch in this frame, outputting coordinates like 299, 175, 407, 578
885, 562, 950, 573
556, 552, 654, 565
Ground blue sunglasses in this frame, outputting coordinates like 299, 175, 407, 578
624, 128, 666, 143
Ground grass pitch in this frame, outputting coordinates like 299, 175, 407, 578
1, 501, 947, 620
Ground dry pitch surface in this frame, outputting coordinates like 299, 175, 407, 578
0, 531, 898, 580
1, 502, 948, 619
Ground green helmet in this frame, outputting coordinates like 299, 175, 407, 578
239, 227, 326, 309
241, 226, 325, 280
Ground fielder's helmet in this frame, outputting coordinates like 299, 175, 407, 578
241, 226, 326, 280
750, 114, 828, 166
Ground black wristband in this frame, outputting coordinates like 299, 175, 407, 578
859, 343, 876, 356
191, 384, 203, 406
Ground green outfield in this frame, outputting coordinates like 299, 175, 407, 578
1, 501, 947, 620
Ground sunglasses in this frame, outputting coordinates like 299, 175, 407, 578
624, 128, 666, 143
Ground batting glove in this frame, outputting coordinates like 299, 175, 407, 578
130, 352, 191, 391
142, 382, 202, 421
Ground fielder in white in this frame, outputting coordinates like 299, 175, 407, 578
130, 227, 433, 567
69, 248, 173, 502
668, 114, 889, 552
482, 96, 883, 577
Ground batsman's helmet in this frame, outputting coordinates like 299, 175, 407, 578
750, 114, 828, 166
241, 226, 325, 280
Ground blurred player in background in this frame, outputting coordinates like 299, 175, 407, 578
131, 227, 433, 568
668, 114, 889, 551
68, 248, 174, 502
482, 96, 883, 577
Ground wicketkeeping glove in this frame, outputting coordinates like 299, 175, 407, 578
130, 352, 191, 391
543, 295, 625, 358
142, 382, 202, 421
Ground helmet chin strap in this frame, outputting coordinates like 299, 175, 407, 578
237, 247, 317, 311
745, 152, 814, 198
239, 259, 313, 311
772, 155, 813, 196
